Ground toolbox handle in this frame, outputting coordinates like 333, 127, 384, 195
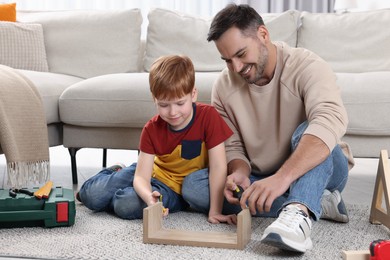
1, 210, 51, 221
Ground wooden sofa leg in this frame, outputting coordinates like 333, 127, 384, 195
68, 148, 80, 184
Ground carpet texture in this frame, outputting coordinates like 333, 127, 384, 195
0, 203, 389, 259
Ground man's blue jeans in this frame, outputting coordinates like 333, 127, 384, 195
182, 121, 349, 221
78, 163, 211, 219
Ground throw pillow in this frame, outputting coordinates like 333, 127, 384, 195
0, 3, 16, 22
0, 22, 49, 72
17, 9, 143, 78
298, 10, 390, 73
144, 8, 223, 72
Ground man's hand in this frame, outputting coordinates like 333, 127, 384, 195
240, 173, 290, 215
224, 171, 250, 205
208, 213, 237, 225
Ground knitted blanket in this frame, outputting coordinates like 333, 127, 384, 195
0, 65, 50, 188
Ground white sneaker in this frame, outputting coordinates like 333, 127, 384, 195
321, 189, 349, 223
261, 204, 313, 252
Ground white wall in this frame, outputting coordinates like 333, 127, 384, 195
334, 0, 390, 12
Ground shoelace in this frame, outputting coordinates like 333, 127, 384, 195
277, 206, 307, 228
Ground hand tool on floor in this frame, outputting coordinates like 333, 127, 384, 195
34, 180, 53, 199
8, 188, 34, 198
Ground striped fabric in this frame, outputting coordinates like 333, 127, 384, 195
0, 22, 48, 72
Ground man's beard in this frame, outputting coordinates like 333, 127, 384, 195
247, 42, 269, 84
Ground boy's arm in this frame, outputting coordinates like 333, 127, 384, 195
208, 142, 237, 224
133, 151, 158, 206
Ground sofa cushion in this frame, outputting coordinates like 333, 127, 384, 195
59, 72, 218, 128
298, 10, 390, 73
17, 69, 82, 124
261, 10, 300, 48
337, 72, 390, 135
0, 22, 49, 72
17, 9, 143, 78
0, 3, 16, 22
144, 8, 300, 72
60, 73, 154, 128
144, 8, 222, 72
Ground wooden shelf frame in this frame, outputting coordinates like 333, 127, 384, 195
369, 149, 390, 228
143, 202, 251, 250
342, 150, 390, 260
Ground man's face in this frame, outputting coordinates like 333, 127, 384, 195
215, 26, 269, 85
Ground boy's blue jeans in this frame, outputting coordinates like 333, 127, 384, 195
184, 121, 349, 221
78, 163, 211, 220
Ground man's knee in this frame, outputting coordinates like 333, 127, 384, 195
291, 121, 309, 149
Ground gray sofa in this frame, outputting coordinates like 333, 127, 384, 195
1, 8, 390, 183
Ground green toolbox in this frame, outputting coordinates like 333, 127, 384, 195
0, 186, 76, 228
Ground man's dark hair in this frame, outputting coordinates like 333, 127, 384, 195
207, 4, 264, 42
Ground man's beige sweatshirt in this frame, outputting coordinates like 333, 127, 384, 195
212, 42, 354, 175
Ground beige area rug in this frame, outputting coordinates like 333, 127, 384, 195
0, 203, 389, 260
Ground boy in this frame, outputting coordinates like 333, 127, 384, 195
77, 55, 236, 224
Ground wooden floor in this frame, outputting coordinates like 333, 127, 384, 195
0, 145, 379, 207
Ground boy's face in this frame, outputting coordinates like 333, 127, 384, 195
154, 88, 197, 131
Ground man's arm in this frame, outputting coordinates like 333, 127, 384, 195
240, 134, 329, 214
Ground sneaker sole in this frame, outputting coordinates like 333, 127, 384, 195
336, 198, 349, 223
261, 233, 312, 253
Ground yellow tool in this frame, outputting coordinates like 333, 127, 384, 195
159, 195, 168, 214
34, 181, 53, 199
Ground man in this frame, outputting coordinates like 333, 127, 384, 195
207, 4, 354, 253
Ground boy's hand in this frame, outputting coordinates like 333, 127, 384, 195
150, 190, 161, 204
208, 213, 237, 225
151, 191, 169, 217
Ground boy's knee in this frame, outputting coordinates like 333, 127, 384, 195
182, 169, 210, 213
182, 181, 210, 213
182, 174, 206, 202
112, 189, 144, 219
181, 184, 198, 202
79, 189, 108, 211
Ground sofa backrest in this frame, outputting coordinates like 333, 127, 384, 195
16, 7, 390, 77
298, 9, 390, 73
143, 8, 300, 72
17, 9, 143, 78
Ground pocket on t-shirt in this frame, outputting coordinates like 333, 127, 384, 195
181, 140, 202, 160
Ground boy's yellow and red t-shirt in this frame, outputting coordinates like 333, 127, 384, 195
139, 103, 233, 194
